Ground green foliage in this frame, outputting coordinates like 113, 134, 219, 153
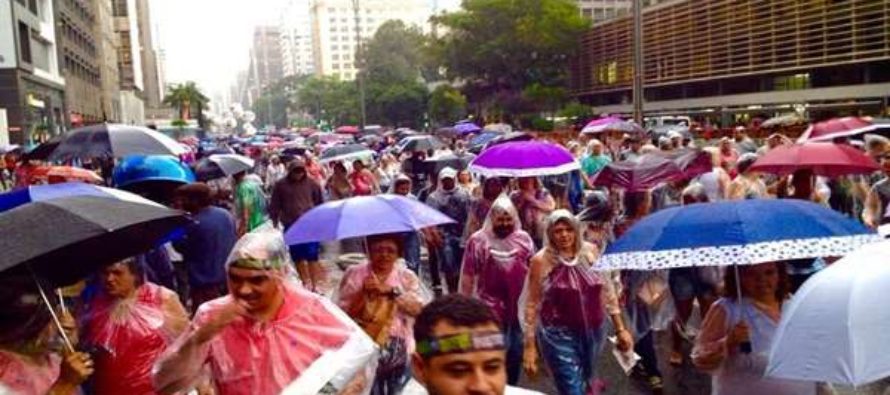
295, 76, 361, 126
164, 82, 209, 128
529, 116, 555, 131
522, 83, 567, 114
428, 84, 468, 126
557, 101, 593, 120
431, 0, 589, 98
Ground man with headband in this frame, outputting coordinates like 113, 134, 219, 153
154, 226, 376, 395
459, 196, 534, 385
403, 294, 542, 395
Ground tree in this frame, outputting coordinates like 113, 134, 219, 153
295, 76, 361, 127
431, 0, 589, 110
428, 84, 467, 126
164, 82, 209, 128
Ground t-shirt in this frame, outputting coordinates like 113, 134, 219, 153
581, 154, 611, 177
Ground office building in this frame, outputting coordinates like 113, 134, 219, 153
246, 26, 283, 105
310, 0, 429, 80
0, 0, 67, 145
95, 0, 120, 122
112, 0, 144, 124
280, 0, 314, 77
55, 0, 103, 126
571, 0, 890, 125
136, 0, 162, 110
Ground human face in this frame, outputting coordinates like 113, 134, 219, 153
491, 210, 514, 239
739, 262, 780, 301
395, 181, 412, 196
458, 171, 471, 185
482, 179, 502, 200
368, 238, 400, 272
442, 177, 456, 191
412, 321, 506, 395
591, 144, 603, 156
518, 177, 535, 192
101, 262, 138, 298
354, 161, 365, 171
227, 266, 281, 314
549, 220, 576, 252
288, 167, 306, 181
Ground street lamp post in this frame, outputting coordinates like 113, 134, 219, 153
352, 0, 367, 130
632, 0, 644, 125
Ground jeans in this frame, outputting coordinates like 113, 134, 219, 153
402, 231, 421, 275
634, 332, 661, 379
504, 323, 524, 385
538, 325, 605, 395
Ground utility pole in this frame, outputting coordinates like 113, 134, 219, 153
632, 0, 644, 125
352, 0, 367, 129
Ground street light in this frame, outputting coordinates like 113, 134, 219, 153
352, 0, 367, 129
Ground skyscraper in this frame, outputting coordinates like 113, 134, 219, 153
112, 0, 145, 124
54, 0, 103, 126
280, 0, 314, 77
246, 26, 283, 105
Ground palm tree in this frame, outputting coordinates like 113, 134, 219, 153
164, 82, 209, 127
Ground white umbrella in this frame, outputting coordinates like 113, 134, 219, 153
766, 240, 890, 386
209, 154, 255, 176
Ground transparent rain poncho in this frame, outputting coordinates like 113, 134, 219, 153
153, 224, 378, 395
521, 210, 620, 395
460, 195, 535, 327
79, 278, 189, 395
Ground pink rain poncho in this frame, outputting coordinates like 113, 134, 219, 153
0, 351, 60, 395
80, 281, 188, 395
153, 225, 377, 395
460, 196, 535, 327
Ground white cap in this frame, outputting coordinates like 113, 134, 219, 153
667, 131, 683, 139
439, 167, 457, 180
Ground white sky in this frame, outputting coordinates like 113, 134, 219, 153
152, 0, 289, 98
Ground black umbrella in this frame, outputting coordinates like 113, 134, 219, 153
0, 196, 189, 287
319, 143, 375, 163
29, 124, 187, 161
401, 135, 445, 153
194, 154, 255, 181
487, 131, 534, 148
423, 153, 474, 175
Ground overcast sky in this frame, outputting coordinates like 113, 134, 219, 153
152, 0, 289, 98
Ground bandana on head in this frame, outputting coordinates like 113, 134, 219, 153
416, 331, 505, 358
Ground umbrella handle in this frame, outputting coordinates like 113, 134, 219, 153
733, 264, 752, 354
32, 275, 76, 354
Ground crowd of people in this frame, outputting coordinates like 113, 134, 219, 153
2, 124, 890, 395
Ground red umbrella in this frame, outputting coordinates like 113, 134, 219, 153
798, 117, 876, 142
31, 166, 103, 184
335, 125, 359, 134
749, 142, 879, 177
592, 149, 712, 192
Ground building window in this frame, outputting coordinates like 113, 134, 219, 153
774, 74, 811, 91
112, 0, 127, 16
27, 0, 37, 14
332, 63, 340, 70
332, 54, 339, 60
18, 22, 31, 64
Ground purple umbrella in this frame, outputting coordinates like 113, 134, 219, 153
469, 141, 580, 177
581, 117, 644, 135
454, 122, 482, 135
591, 149, 712, 191
284, 194, 454, 244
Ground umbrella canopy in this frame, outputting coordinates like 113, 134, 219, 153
0, 144, 21, 154
483, 123, 513, 134
597, 199, 879, 271
112, 155, 196, 189
487, 132, 534, 148
0, 195, 189, 286
591, 149, 712, 191
454, 122, 482, 135
749, 142, 879, 177
469, 141, 579, 177
30, 166, 103, 184
34, 124, 187, 161
582, 117, 645, 135
0, 182, 156, 213
468, 131, 502, 153
201, 154, 255, 180
423, 153, 474, 175
284, 194, 454, 244
760, 113, 805, 128
798, 117, 876, 142
400, 135, 445, 153
335, 125, 360, 134
766, 240, 890, 386
319, 143, 374, 164
434, 127, 458, 139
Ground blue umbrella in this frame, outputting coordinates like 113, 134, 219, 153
454, 122, 482, 135
284, 194, 454, 244
0, 182, 160, 213
598, 199, 879, 271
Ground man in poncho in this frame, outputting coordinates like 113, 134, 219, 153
154, 226, 376, 395
458, 196, 535, 385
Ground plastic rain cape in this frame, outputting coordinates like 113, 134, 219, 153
153, 224, 378, 395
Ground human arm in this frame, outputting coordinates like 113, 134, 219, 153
394, 270, 425, 316
268, 183, 282, 228
863, 188, 881, 228
160, 288, 190, 340
522, 253, 548, 378
692, 302, 748, 371
458, 237, 479, 296
48, 352, 94, 395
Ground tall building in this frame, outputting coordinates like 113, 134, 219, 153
55, 0, 102, 127
112, 0, 144, 124
246, 26, 283, 106
136, 0, 161, 109
310, 0, 430, 80
280, 0, 314, 77
571, 0, 890, 125
0, 0, 66, 145
95, 0, 121, 122
576, 0, 631, 24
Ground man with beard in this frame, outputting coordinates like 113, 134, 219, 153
459, 197, 535, 385
426, 167, 471, 292
269, 159, 324, 291
464, 178, 505, 238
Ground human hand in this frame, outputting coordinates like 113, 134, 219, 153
58, 351, 93, 386
523, 344, 539, 379
616, 329, 634, 353
727, 321, 750, 351
363, 276, 384, 295
194, 299, 247, 344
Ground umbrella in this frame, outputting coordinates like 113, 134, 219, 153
400, 135, 445, 153
0, 182, 157, 213
487, 131, 534, 148
454, 122, 482, 135
591, 149, 712, 191
0, 144, 21, 154
30, 166, 103, 184
749, 142, 879, 177
760, 113, 805, 128
33, 124, 187, 161
194, 154, 255, 181
468, 131, 502, 153
284, 194, 454, 244
766, 240, 890, 386
319, 143, 375, 164
112, 155, 196, 189
597, 199, 879, 271
0, 195, 189, 287
648, 125, 692, 141
483, 123, 513, 134
469, 141, 579, 177
423, 153, 474, 175
335, 125, 360, 134
798, 117, 877, 142
581, 117, 645, 135
434, 127, 458, 139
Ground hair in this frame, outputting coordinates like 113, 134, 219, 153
366, 233, 405, 256
723, 262, 790, 301
413, 294, 500, 356
0, 274, 54, 347
736, 153, 759, 174
175, 183, 212, 209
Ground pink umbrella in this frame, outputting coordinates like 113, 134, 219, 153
581, 116, 644, 135
335, 125, 360, 134
749, 142, 879, 177
798, 117, 876, 142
